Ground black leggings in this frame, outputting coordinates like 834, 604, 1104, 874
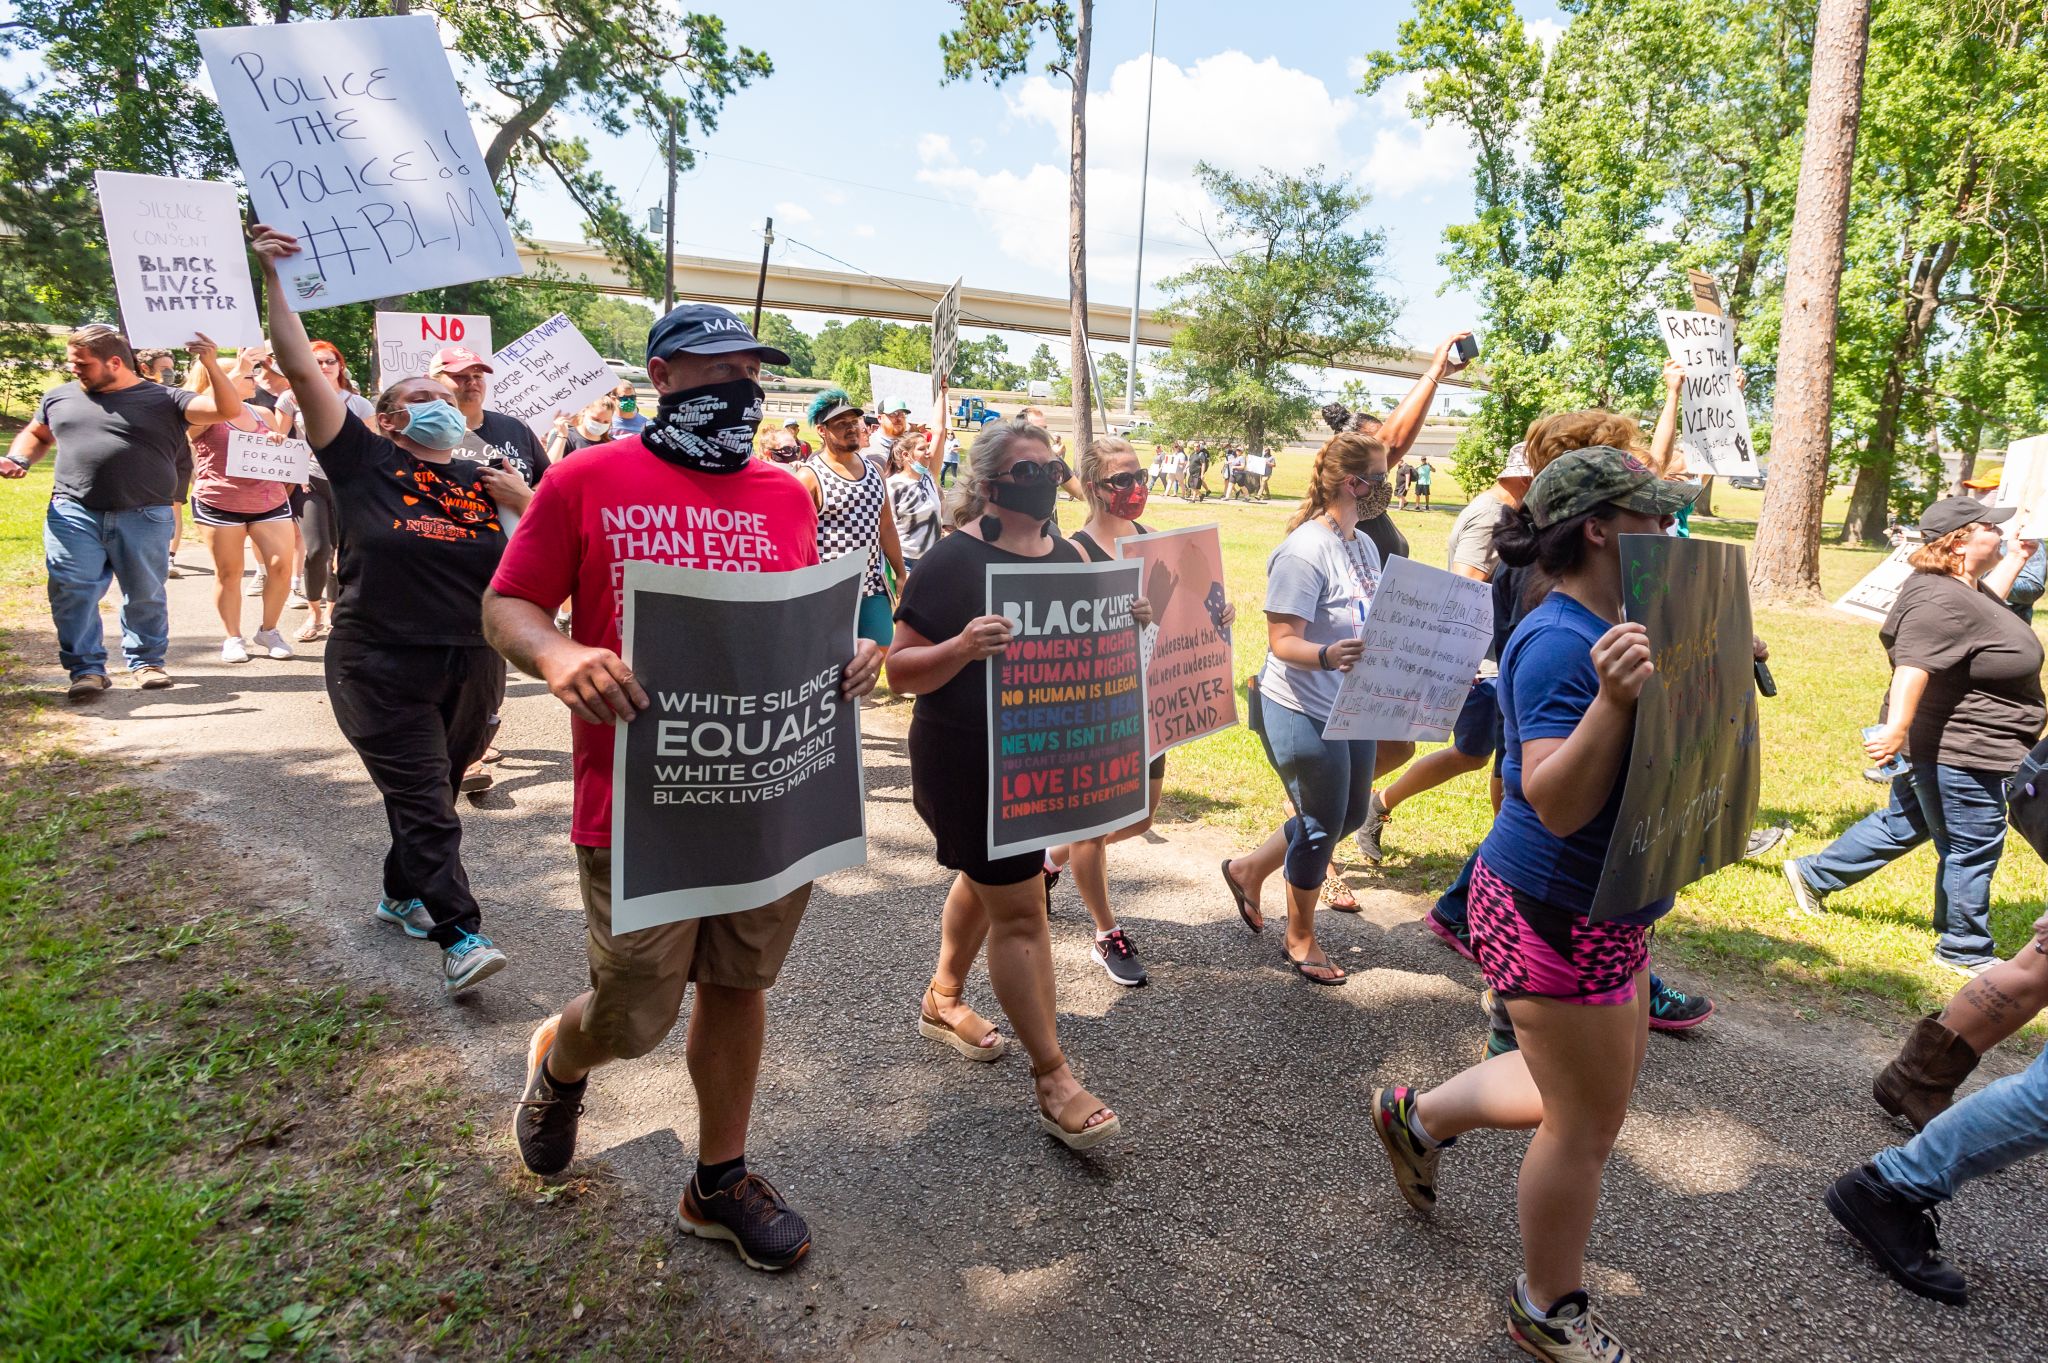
325, 636, 503, 946
301, 477, 339, 602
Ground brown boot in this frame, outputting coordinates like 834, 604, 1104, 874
1873, 1014, 1980, 1131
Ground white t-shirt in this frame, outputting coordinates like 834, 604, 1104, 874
1256, 519, 1383, 726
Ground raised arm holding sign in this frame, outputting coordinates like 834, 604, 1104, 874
1655, 309, 1756, 477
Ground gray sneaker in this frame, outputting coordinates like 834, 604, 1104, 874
1744, 825, 1791, 860
443, 932, 507, 994
1356, 790, 1391, 865
374, 896, 437, 939
1783, 858, 1827, 916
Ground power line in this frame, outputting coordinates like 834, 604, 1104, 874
779, 235, 1012, 333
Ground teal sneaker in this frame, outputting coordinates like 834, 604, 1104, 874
374, 896, 436, 939
442, 932, 507, 994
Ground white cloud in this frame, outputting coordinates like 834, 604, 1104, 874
917, 133, 956, 167
773, 200, 814, 224
852, 223, 876, 238
1356, 71, 1475, 200
1526, 17, 1565, 52
821, 188, 849, 207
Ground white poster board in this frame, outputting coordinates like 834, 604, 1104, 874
199, 15, 523, 309
930, 277, 962, 401
1994, 435, 2048, 539
867, 363, 933, 412
1656, 309, 1758, 477
374, 311, 490, 390
95, 172, 264, 349
1323, 556, 1494, 742
489, 314, 619, 434
1832, 544, 1916, 624
225, 429, 312, 483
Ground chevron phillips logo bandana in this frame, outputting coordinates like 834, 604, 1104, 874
642, 379, 767, 474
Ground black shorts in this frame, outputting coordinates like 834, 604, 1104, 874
287, 484, 308, 518
1149, 752, 1167, 781
191, 498, 293, 527
909, 716, 1043, 886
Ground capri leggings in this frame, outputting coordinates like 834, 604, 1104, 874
300, 476, 339, 602
1255, 694, 1377, 890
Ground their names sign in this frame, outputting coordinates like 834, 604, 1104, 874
95, 172, 263, 349
1656, 309, 1757, 477
199, 15, 523, 309
1591, 536, 1760, 921
610, 554, 867, 932
1833, 544, 1916, 623
224, 429, 312, 484
1323, 555, 1493, 742
490, 314, 618, 434
987, 560, 1150, 858
374, 311, 490, 390
1116, 524, 1238, 755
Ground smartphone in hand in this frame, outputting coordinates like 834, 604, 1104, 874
1454, 335, 1480, 364
1861, 724, 1909, 783
1754, 658, 1777, 697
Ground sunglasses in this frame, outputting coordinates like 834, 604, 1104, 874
1095, 471, 1145, 492
1001, 457, 1070, 486
315, 357, 341, 368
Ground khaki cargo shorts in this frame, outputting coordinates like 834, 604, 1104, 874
575, 845, 811, 1060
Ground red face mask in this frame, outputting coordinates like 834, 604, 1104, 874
1106, 482, 1149, 520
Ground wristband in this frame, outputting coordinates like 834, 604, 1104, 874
1317, 644, 1331, 671
2, 455, 27, 471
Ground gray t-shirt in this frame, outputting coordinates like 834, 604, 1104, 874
1257, 519, 1383, 725
1446, 488, 1508, 577
35, 380, 196, 510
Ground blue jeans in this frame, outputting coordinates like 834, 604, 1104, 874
45, 498, 175, 677
1876, 1040, 2048, 1202
1798, 764, 2007, 963
1436, 851, 1477, 927
1254, 695, 1376, 891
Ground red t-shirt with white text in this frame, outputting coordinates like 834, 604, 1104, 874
489, 435, 820, 845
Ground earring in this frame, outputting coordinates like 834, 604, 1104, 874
980, 513, 1004, 542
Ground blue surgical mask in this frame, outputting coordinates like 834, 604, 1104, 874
400, 398, 469, 450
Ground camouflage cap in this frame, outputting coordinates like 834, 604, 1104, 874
1525, 445, 1699, 528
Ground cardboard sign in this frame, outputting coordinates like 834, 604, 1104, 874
1833, 544, 1917, 623
1656, 309, 1757, 477
1323, 555, 1493, 742
1116, 525, 1238, 755
868, 363, 933, 414
199, 15, 523, 309
1591, 536, 1760, 922
95, 172, 263, 349
374, 311, 490, 390
1995, 434, 2048, 539
224, 428, 312, 483
489, 314, 618, 434
931, 277, 962, 401
609, 554, 867, 932
1686, 268, 1725, 316
987, 560, 1150, 858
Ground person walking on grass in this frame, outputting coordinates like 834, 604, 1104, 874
485, 301, 883, 1272
1413, 456, 1434, 510
1370, 447, 1696, 1363
3, 325, 244, 699
185, 348, 296, 663
252, 224, 522, 997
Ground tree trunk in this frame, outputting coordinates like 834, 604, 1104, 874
1841, 459, 1892, 543
1750, 0, 1871, 603
1065, 0, 1094, 455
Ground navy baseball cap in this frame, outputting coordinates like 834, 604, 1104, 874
644, 303, 792, 367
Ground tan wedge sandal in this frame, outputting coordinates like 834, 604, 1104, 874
1032, 1051, 1122, 1150
917, 983, 1007, 1062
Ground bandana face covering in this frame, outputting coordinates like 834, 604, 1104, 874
1106, 483, 1149, 520
642, 379, 765, 474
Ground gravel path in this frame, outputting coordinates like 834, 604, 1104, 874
57, 567, 2048, 1362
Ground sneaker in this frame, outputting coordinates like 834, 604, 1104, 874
245, 573, 267, 597
166, 561, 183, 579
1480, 988, 1519, 1059
1743, 825, 1791, 860
373, 895, 436, 939
481, 744, 503, 764
1371, 1085, 1443, 1212
1424, 907, 1479, 963
1824, 1163, 1968, 1305
460, 761, 495, 794
1646, 974, 1714, 1032
1356, 791, 1391, 865
65, 673, 111, 702
513, 1014, 586, 1176
1932, 951, 1997, 980
251, 626, 294, 660
679, 1168, 813, 1272
290, 577, 308, 605
1091, 929, 1148, 986
221, 636, 251, 664
1506, 1279, 1638, 1361
441, 932, 506, 994
133, 664, 173, 690
1782, 858, 1827, 916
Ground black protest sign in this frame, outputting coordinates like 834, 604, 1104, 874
610, 554, 866, 932
987, 560, 1150, 858
1591, 536, 1760, 922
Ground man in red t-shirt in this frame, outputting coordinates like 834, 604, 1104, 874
485, 304, 883, 1272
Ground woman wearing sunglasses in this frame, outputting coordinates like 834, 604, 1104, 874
268, 339, 374, 642
887, 420, 1123, 1149
1043, 436, 1235, 989
1219, 429, 1391, 985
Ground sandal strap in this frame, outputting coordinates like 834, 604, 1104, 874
1029, 1049, 1068, 1080
926, 981, 962, 1001
922, 986, 997, 1046
1049, 1088, 1109, 1134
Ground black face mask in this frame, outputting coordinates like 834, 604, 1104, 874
988, 477, 1061, 522
642, 379, 765, 474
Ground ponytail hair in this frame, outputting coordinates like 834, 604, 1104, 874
1288, 429, 1387, 532
946, 419, 1053, 528
1492, 501, 1619, 607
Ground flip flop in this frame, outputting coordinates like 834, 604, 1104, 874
1221, 859, 1263, 934
1286, 951, 1347, 986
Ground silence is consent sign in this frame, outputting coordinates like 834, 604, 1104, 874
490, 314, 618, 435
199, 15, 522, 309
987, 560, 1151, 858
1115, 524, 1238, 754
609, 554, 867, 933
1656, 309, 1757, 477
1324, 555, 1493, 743
1591, 535, 1761, 922
95, 172, 263, 349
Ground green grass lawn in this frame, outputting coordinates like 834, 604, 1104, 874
1069, 475, 2045, 1030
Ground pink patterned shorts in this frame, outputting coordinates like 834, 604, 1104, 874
1468, 855, 1649, 1006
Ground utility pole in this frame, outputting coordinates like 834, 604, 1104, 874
751, 217, 774, 335
1125, 0, 1158, 418
662, 105, 678, 313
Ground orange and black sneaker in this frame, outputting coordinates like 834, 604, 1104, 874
679, 1167, 812, 1272
513, 1014, 585, 1177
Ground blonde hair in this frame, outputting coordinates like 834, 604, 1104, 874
1523, 410, 1648, 474
947, 420, 1052, 528
1288, 430, 1387, 532
1908, 526, 1973, 575
1076, 435, 1138, 508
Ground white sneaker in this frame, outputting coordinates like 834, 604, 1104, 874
252, 627, 294, 660
245, 574, 266, 597
221, 636, 251, 664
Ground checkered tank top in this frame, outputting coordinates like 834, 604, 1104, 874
804, 453, 887, 594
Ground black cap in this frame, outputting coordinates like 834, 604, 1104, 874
1919, 495, 2015, 538
644, 303, 791, 367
